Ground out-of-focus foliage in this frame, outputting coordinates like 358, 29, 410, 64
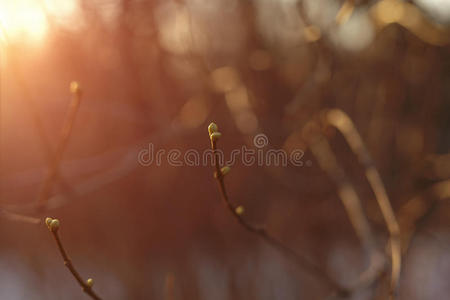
0, 0, 449, 299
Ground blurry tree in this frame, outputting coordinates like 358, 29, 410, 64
0, 0, 449, 299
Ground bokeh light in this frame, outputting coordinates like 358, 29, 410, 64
0, 0, 449, 299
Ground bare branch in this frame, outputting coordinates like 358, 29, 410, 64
398, 179, 450, 255
321, 109, 401, 299
45, 217, 102, 300
37, 83, 83, 210
0, 208, 41, 224
207, 122, 348, 297
302, 122, 385, 298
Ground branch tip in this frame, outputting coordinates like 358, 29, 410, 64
50, 219, 60, 232
70, 81, 81, 95
208, 122, 219, 135
45, 217, 53, 227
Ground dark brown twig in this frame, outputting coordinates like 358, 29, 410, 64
45, 217, 101, 300
207, 123, 348, 297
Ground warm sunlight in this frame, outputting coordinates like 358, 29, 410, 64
0, 1, 449, 299
0, 0, 49, 42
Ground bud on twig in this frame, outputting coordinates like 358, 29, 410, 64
49, 219, 60, 232
45, 217, 53, 227
221, 166, 231, 176
86, 278, 94, 287
208, 122, 219, 136
70, 81, 81, 95
235, 205, 245, 215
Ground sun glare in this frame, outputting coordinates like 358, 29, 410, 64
0, 0, 48, 43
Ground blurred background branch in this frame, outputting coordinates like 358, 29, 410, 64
0, 0, 449, 299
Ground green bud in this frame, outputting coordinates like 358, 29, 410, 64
208, 122, 219, 136
86, 278, 94, 287
70, 81, 81, 94
221, 166, 231, 176
49, 219, 60, 232
45, 217, 53, 227
235, 205, 245, 215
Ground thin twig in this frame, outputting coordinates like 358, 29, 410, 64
45, 217, 101, 300
207, 123, 348, 297
303, 124, 386, 298
306, 128, 377, 253
37, 83, 82, 210
321, 109, 401, 299
336, 0, 355, 25
398, 179, 450, 255
164, 272, 175, 300
0, 208, 41, 224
